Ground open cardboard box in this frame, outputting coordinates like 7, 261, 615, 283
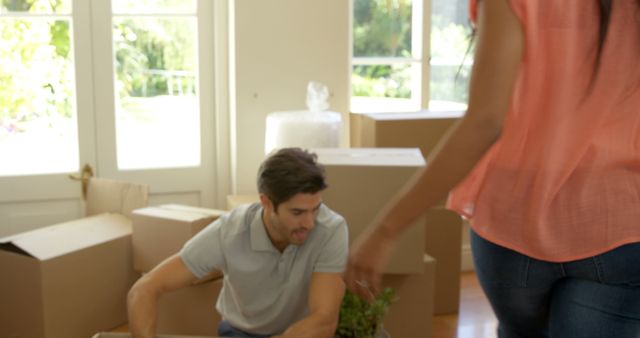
0, 213, 139, 338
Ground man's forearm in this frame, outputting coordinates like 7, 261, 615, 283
274, 314, 337, 338
127, 285, 159, 338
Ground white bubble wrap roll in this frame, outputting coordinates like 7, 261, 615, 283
265, 110, 342, 154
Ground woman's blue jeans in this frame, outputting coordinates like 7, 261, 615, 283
217, 320, 272, 338
471, 229, 640, 338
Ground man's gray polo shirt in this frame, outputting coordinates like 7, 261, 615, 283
180, 202, 348, 335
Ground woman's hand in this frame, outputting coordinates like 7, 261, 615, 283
343, 226, 397, 302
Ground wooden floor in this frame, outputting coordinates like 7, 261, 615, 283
433, 272, 497, 338
113, 272, 497, 338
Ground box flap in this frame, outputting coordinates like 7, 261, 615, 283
313, 148, 425, 166
1, 213, 131, 261
132, 205, 223, 222
365, 110, 464, 120
160, 204, 225, 218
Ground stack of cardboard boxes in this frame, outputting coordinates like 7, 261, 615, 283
1, 142, 458, 338
351, 111, 465, 315
130, 204, 226, 336
227, 147, 438, 338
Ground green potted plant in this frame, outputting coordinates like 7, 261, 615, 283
334, 287, 396, 338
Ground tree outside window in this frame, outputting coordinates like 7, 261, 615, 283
351, 0, 472, 113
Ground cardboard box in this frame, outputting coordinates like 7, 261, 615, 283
85, 177, 149, 218
350, 110, 463, 158
131, 204, 225, 273
93, 333, 216, 338
314, 148, 426, 274
383, 254, 436, 338
351, 112, 466, 314
156, 277, 224, 336
425, 208, 463, 315
226, 194, 260, 211
0, 214, 139, 338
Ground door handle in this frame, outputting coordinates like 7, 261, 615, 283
69, 164, 94, 200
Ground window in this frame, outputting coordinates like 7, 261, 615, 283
0, 0, 77, 176
0, 0, 206, 177
351, 0, 472, 113
111, 0, 201, 170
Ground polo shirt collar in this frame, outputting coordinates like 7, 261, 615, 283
250, 207, 278, 252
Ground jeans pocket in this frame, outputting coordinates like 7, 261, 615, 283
595, 242, 640, 286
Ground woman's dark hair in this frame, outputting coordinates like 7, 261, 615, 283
595, 0, 614, 74
257, 147, 327, 212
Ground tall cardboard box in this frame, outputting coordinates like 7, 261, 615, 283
350, 112, 465, 314
131, 204, 225, 272
350, 110, 463, 158
156, 277, 224, 336
425, 208, 463, 314
0, 214, 139, 338
314, 148, 426, 274
383, 254, 436, 338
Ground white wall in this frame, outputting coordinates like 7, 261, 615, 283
229, 0, 350, 194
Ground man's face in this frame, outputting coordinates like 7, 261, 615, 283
261, 192, 322, 249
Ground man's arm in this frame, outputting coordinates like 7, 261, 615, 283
127, 253, 200, 338
274, 272, 346, 338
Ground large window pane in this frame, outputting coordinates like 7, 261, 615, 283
429, 0, 472, 111
113, 17, 200, 170
0, 17, 77, 176
352, 0, 418, 113
353, 0, 412, 58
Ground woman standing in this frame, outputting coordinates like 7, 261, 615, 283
345, 0, 640, 337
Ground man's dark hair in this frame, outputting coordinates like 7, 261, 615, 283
257, 148, 327, 211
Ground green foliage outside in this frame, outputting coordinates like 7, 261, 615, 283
352, 64, 412, 99
335, 287, 396, 338
113, 18, 196, 99
353, 0, 412, 58
1, 0, 195, 130
352, 0, 412, 99
353, 0, 473, 104
1, 0, 72, 131
430, 14, 473, 104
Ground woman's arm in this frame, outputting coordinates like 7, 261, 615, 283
344, 0, 525, 299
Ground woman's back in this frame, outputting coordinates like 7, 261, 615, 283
449, 0, 640, 261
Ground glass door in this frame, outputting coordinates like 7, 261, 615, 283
0, 0, 216, 237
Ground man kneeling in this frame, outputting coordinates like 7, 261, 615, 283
127, 148, 349, 338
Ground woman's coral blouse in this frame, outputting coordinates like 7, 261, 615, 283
449, 0, 640, 261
